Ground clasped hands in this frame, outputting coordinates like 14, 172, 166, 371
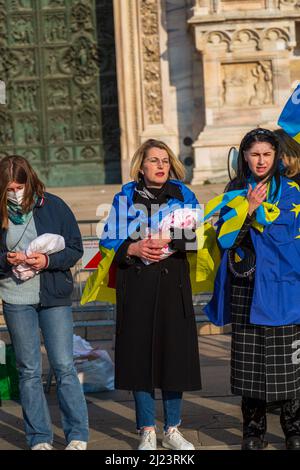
127, 231, 171, 263
7, 251, 47, 271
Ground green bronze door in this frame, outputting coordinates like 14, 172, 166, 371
0, 0, 105, 186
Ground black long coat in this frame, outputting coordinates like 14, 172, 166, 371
114, 182, 201, 392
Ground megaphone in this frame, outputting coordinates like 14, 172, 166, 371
227, 146, 239, 181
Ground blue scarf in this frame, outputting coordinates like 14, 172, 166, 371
7, 195, 38, 225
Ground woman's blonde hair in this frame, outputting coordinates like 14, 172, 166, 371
274, 128, 300, 177
130, 139, 185, 182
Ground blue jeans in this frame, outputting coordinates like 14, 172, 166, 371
3, 303, 89, 448
133, 390, 183, 432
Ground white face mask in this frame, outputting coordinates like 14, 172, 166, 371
7, 188, 25, 206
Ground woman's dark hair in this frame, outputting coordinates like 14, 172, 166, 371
227, 128, 281, 200
0, 155, 45, 229
273, 128, 300, 178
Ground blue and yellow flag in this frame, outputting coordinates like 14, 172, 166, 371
278, 83, 300, 143
204, 177, 281, 249
205, 176, 300, 326
81, 180, 220, 305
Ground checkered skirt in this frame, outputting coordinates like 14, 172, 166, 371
231, 275, 300, 402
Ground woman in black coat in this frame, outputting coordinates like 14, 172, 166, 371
113, 139, 201, 450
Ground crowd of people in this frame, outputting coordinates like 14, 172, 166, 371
1, 127, 300, 451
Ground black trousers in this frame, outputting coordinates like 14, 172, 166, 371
242, 396, 300, 439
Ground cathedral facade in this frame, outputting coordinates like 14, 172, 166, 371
1, 0, 300, 186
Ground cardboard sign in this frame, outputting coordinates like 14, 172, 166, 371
82, 239, 101, 269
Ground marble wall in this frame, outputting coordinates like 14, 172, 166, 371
113, 0, 300, 184
165, 0, 204, 182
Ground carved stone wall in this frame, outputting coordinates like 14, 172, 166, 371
221, 61, 273, 107
0, 0, 105, 187
113, 0, 179, 183
140, 0, 163, 125
189, 1, 300, 183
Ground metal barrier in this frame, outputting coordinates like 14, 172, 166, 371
0, 219, 213, 394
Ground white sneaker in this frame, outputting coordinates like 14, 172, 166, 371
31, 442, 53, 450
138, 429, 157, 450
65, 440, 87, 450
162, 428, 195, 450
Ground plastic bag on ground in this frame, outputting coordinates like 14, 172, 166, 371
73, 334, 114, 392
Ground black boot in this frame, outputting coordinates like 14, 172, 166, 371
241, 396, 268, 450
280, 399, 300, 450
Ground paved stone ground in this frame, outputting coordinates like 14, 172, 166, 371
0, 184, 287, 450
0, 335, 286, 451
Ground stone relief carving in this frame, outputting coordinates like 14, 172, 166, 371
47, 0, 65, 6
49, 114, 70, 143
10, 0, 32, 11
62, 35, 99, 85
1, 0, 104, 185
222, 61, 273, 107
198, 26, 292, 53
279, 0, 300, 8
47, 50, 58, 75
140, 0, 163, 125
16, 116, 39, 144
81, 145, 97, 160
11, 16, 34, 44
19, 49, 36, 77
55, 147, 70, 161
206, 31, 231, 52
232, 29, 260, 51
74, 88, 97, 107
250, 61, 273, 105
75, 106, 100, 141
71, 1, 93, 33
262, 27, 291, 50
10, 82, 37, 111
0, 112, 14, 145
47, 81, 69, 107
23, 149, 40, 163
0, 10, 6, 40
44, 14, 67, 42
0, 48, 20, 79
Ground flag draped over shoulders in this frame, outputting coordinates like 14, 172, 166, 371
205, 176, 300, 326
204, 175, 281, 249
81, 180, 220, 305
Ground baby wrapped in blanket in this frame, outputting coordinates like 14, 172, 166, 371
13, 233, 65, 281
142, 208, 199, 265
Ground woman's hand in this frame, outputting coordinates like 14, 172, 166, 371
127, 239, 165, 262
26, 253, 48, 271
7, 251, 27, 266
247, 182, 267, 216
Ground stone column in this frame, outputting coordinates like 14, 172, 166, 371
113, 0, 179, 183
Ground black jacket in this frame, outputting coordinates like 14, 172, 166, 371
0, 192, 83, 307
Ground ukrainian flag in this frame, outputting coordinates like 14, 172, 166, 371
81, 180, 220, 305
278, 83, 300, 143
